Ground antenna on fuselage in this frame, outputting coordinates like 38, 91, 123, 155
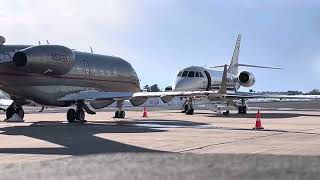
46, 40, 50, 45
38, 41, 41, 45
90, 46, 94, 53
0, 36, 6, 45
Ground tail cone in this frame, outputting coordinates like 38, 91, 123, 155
253, 110, 264, 130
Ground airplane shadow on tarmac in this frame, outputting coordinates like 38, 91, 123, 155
0, 119, 209, 156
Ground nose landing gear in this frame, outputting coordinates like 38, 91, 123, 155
238, 99, 247, 114
184, 98, 194, 115
114, 100, 125, 119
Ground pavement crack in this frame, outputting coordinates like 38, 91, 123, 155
178, 132, 286, 153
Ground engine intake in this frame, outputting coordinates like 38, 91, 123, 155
13, 45, 75, 75
238, 71, 255, 87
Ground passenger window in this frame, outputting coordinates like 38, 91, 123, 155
177, 71, 183, 77
188, 71, 195, 77
199, 72, 204, 77
182, 71, 188, 77
196, 72, 199, 77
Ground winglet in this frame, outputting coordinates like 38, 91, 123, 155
219, 64, 228, 94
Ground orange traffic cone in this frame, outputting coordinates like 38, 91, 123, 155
142, 106, 148, 118
253, 110, 264, 130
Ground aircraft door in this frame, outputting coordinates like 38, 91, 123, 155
82, 60, 90, 79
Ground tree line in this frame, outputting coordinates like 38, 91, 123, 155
142, 84, 161, 92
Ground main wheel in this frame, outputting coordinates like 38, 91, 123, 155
238, 106, 247, 114
6, 107, 15, 119
76, 109, 85, 122
67, 109, 76, 123
16, 107, 24, 119
114, 111, 120, 118
186, 108, 194, 115
120, 111, 125, 118
182, 104, 188, 113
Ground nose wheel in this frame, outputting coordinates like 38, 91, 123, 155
114, 100, 125, 119
185, 105, 194, 115
184, 98, 194, 115
6, 106, 24, 120
114, 110, 125, 118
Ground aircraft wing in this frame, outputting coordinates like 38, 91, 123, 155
57, 89, 320, 105
58, 90, 134, 102
220, 93, 320, 100
133, 91, 320, 101
132, 91, 216, 98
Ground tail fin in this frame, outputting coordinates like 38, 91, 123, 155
228, 34, 241, 75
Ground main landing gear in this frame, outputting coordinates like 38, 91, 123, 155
114, 100, 125, 119
223, 110, 230, 116
5, 102, 24, 120
182, 98, 194, 115
67, 101, 96, 123
238, 99, 247, 114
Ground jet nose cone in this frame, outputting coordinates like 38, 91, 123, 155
173, 78, 192, 91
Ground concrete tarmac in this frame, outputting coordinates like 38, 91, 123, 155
0, 101, 320, 179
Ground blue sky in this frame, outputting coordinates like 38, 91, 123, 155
1, 0, 320, 92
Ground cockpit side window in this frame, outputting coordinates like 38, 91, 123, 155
199, 72, 204, 77
188, 71, 195, 77
196, 72, 199, 77
182, 71, 188, 77
177, 71, 183, 77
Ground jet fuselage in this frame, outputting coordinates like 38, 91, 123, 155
173, 66, 240, 93
0, 45, 140, 106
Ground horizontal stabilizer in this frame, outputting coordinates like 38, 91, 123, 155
210, 64, 282, 70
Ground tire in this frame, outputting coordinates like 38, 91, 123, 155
16, 107, 24, 119
76, 109, 85, 121
238, 106, 247, 114
114, 111, 120, 118
223, 110, 230, 116
6, 107, 15, 119
120, 111, 125, 118
67, 109, 76, 123
182, 105, 189, 113
186, 108, 194, 115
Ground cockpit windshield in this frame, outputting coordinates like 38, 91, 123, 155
188, 71, 195, 77
196, 72, 199, 77
182, 71, 188, 77
179, 71, 204, 78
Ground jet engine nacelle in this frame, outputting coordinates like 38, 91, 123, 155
90, 100, 115, 109
13, 45, 75, 75
130, 97, 148, 106
238, 71, 255, 87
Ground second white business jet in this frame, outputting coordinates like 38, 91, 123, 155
135, 34, 317, 115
